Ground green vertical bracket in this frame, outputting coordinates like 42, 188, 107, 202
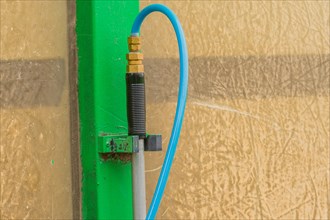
76, 1, 139, 219
98, 134, 140, 154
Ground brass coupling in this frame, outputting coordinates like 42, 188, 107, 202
127, 36, 144, 73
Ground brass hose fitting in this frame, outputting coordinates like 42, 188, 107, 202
127, 36, 144, 73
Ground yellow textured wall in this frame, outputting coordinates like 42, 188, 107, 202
142, 1, 330, 219
0, 1, 72, 219
0, 1, 329, 219
141, 1, 329, 58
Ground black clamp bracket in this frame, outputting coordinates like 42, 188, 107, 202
144, 134, 162, 151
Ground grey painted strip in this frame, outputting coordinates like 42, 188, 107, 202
0, 59, 65, 108
144, 54, 330, 102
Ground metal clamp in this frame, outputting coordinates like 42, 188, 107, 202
98, 133, 162, 154
98, 134, 139, 153
144, 134, 162, 151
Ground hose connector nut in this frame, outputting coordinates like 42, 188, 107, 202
128, 36, 141, 45
127, 65, 144, 73
126, 53, 144, 60
129, 44, 142, 52
128, 36, 142, 52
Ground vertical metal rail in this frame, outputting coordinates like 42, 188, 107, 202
76, 1, 139, 219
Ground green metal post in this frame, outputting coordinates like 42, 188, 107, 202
76, 1, 139, 219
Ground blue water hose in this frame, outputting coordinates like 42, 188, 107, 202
131, 4, 188, 220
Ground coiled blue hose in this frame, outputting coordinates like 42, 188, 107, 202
131, 4, 188, 220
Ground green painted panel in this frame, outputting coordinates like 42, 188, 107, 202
76, 1, 139, 219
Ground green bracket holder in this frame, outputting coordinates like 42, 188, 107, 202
98, 134, 162, 154
98, 134, 139, 153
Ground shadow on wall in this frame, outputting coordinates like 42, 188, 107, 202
0, 59, 65, 108
145, 54, 330, 103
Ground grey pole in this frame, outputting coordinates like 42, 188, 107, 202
132, 139, 147, 219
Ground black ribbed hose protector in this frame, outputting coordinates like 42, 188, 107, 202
126, 72, 146, 138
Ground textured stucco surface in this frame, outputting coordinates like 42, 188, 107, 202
141, 1, 329, 58
0, 1, 73, 219
0, 1, 329, 219
141, 1, 330, 219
